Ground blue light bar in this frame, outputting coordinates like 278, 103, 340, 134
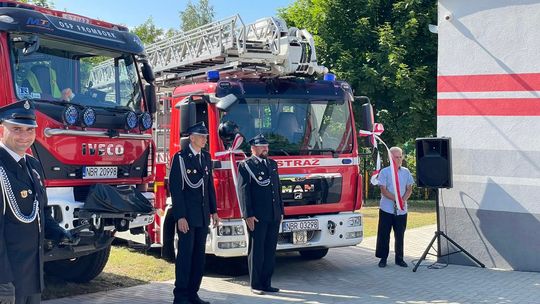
207, 70, 220, 82
324, 73, 336, 81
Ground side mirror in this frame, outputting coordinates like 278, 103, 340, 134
213, 94, 239, 112
178, 100, 197, 137
144, 83, 157, 114
141, 61, 156, 83
218, 120, 240, 149
360, 100, 375, 148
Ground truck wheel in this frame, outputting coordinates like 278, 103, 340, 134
299, 248, 329, 260
44, 245, 111, 283
161, 215, 177, 261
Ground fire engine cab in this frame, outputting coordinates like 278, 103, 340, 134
0, 1, 156, 282
148, 15, 363, 260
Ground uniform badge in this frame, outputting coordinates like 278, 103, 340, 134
258, 176, 262, 180
260, 171, 265, 175
193, 169, 197, 174
28, 189, 32, 194
254, 159, 259, 164
189, 153, 193, 157
187, 169, 191, 174
24, 100, 30, 109
21, 190, 28, 198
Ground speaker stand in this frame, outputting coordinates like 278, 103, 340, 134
412, 189, 485, 272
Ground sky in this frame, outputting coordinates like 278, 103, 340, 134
52, 0, 295, 30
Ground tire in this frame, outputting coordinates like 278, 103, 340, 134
299, 248, 329, 260
44, 245, 111, 283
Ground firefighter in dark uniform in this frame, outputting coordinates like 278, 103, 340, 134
169, 122, 219, 304
237, 134, 284, 295
0, 101, 70, 304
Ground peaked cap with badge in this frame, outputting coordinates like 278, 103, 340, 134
0, 100, 38, 128
186, 121, 209, 136
248, 133, 269, 146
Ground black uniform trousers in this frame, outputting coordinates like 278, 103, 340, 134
173, 226, 207, 303
375, 209, 407, 262
247, 221, 280, 290
15, 293, 41, 304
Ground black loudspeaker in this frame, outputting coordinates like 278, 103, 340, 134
415, 137, 452, 188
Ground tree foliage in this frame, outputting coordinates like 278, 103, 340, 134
179, 0, 215, 32
279, 0, 437, 148
131, 17, 164, 45
18, 0, 53, 7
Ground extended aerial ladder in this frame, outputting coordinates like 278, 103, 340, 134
144, 15, 328, 87
89, 15, 327, 90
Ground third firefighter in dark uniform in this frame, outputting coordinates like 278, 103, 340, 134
237, 134, 284, 295
169, 122, 218, 304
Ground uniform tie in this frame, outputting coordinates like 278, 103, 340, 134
196, 153, 201, 166
19, 158, 31, 180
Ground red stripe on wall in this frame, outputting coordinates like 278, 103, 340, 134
438, 98, 540, 116
438, 73, 540, 92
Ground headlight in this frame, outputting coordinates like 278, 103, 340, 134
62, 105, 78, 126
125, 111, 138, 129
139, 112, 152, 131
81, 107, 96, 127
217, 225, 245, 236
347, 216, 362, 227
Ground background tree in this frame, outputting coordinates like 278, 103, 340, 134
179, 0, 215, 32
131, 17, 165, 44
18, 0, 53, 7
279, 0, 437, 149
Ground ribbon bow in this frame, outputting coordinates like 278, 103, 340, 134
359, 123, 405, 211
215, 134, 246, 216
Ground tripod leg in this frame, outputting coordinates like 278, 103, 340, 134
439, 232, 485, 268
413, 232, 439, 272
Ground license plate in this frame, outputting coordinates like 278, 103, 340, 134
83, 166, 117, 179
282, 219, 319, 233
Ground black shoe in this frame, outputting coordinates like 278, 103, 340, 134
251, 289, 265, 295
263, 286, 280, 292
378, 259, 387, 268
395, 260, 408, 267
190, 295, 211, 304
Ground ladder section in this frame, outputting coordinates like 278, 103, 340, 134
145, 15, 327, 86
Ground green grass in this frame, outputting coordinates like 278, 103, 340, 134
361, 199, 436, 237
44, 200, 436, 300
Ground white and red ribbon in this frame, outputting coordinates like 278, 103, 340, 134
215, 134, 247, 216
359, 123, 404, 211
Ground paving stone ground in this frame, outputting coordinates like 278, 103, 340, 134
45, 225, 540, 304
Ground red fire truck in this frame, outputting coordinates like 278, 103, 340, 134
0, 1, 156, 282
148, 15, 363, 260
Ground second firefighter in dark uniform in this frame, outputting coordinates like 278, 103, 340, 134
237, 134, 284, 295
0, 101, 69, 304
169, 122, 218, 304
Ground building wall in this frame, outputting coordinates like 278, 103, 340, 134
437, 0, 540, 271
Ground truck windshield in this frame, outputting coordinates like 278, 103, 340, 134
221, 98, 354, 156
9, 34, 142, 111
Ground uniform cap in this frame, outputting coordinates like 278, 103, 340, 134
186, 121, 209, 136
249, 134, 269, 146
0, 100, 37, 128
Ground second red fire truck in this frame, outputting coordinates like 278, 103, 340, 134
148, 15, 363, 260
